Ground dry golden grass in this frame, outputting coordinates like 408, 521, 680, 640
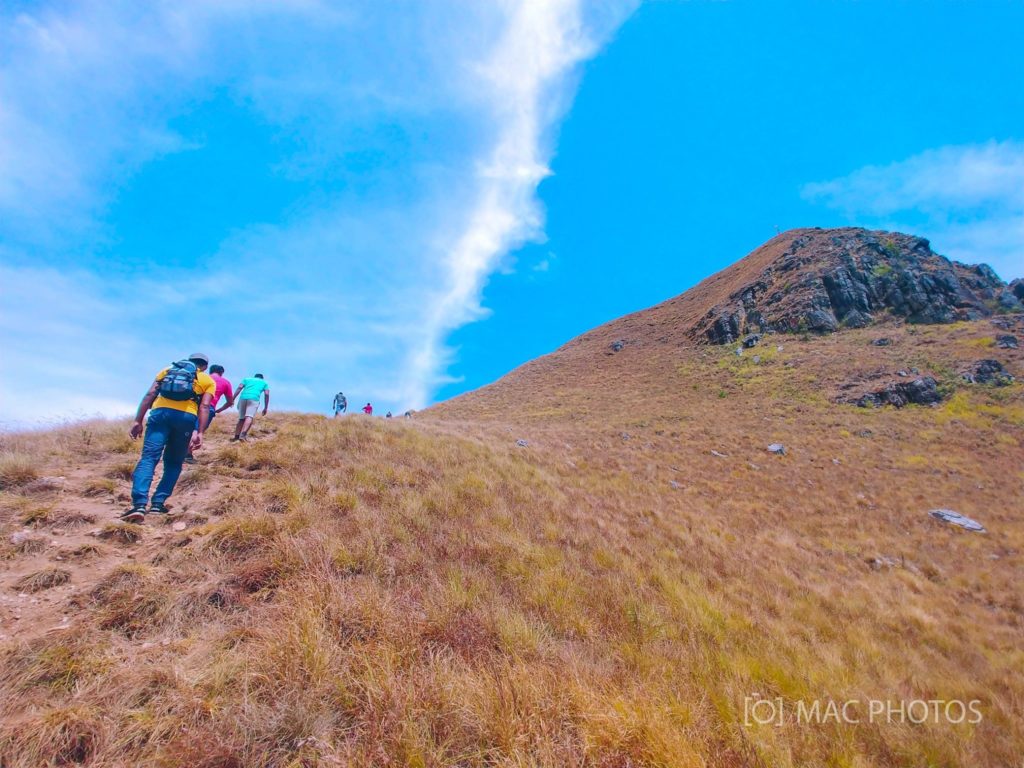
14, 568, 70, 593
0, 454, 38, 491
0, 309, 1021, 765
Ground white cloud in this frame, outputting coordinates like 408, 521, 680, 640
0, 0, 638, 426
0, 264, 141, 428
802, 141, 1024, 280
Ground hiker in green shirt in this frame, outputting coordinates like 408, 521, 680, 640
231, 374, 270, 442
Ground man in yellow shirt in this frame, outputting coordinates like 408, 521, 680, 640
123, 353, 216, 522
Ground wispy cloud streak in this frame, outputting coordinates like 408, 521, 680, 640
404, 0, 637, 406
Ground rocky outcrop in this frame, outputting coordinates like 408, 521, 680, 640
961, 359, 1015, 386
691, 229, 1013, 345
853, 377, 942, 408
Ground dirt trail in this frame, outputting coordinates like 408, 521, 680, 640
0, 431, 243, 647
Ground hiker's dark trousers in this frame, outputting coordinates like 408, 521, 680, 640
131, 408, 197, 507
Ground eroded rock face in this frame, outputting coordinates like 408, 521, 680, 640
1010, 278, 1024, 302
693, 230, 1010, 345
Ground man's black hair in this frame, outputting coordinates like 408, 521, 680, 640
210, 364, 225, 375
255, 373, 264, 379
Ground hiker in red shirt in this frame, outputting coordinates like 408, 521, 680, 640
362, 403, 373, 415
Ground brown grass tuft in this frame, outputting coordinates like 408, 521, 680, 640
97, 522, 143, 544
15, 568, 71, 592
0, 453, 39, 490
48, 510, 97, 530
204, 515, 279, 558
90, 565, 168, 637
0, 706, 103, 767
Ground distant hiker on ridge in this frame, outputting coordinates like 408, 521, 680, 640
362, 402, 373, 415
333, 391, 347, 417
385, 411, 392, 419
232, 373, 270, 442
123, 352, 216, 522
184, 363, 233, 464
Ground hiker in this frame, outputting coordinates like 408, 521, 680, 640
385, 411, 392, 419
184, 363, 233, 464
124, 353, 216, 522
333, 391, 347, 417
232, 373, 270, 442
362, 402, 373, 415
211, 365, 235, 415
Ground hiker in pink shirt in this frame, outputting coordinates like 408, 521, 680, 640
210, 366, 234, 414
185, 364, 233, 464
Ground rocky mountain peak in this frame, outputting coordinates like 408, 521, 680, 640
689, 228, 1020, 345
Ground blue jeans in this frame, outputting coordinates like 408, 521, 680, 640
131, 408, 198, 507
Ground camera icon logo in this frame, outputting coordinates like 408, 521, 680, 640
744, 695, 784, 726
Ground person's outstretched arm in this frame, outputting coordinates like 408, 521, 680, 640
130, 381, 160, 439
216, 381, 235, 413
190, 392, 213, 450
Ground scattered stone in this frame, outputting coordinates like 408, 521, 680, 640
742, 333, 761, 348
832, 458, 841, 465
867, 555, 900, 571
961, 359, 1014, 386
710, 450, 728, 458
734, 347, 743, 357
172, 521, 188, 532
990, 316, 1016, 330
515, 439, 529, 448
854, 377, 942, 408
929, 509, 985, 532
996, 334, 1019, 349
609, 340, 625, 353
871, 337, 892, 347
669, 480, 683, 490
858, 429, 873, 437
897, 370, 908, 377
620, 432, 631, 441
767, 443, 786, 455
8, 531, 32, 546
776, 345, 784, 352
752, 355, 761, 364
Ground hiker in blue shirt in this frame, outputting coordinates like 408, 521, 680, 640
333, 391, 347, 417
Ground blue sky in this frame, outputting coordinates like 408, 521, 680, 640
1, 1, 1022, 425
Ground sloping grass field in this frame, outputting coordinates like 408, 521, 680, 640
0, 316, 1022, 767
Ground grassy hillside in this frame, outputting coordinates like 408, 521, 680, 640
1, 319, 1021, 766
1, 229, 1022, 765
